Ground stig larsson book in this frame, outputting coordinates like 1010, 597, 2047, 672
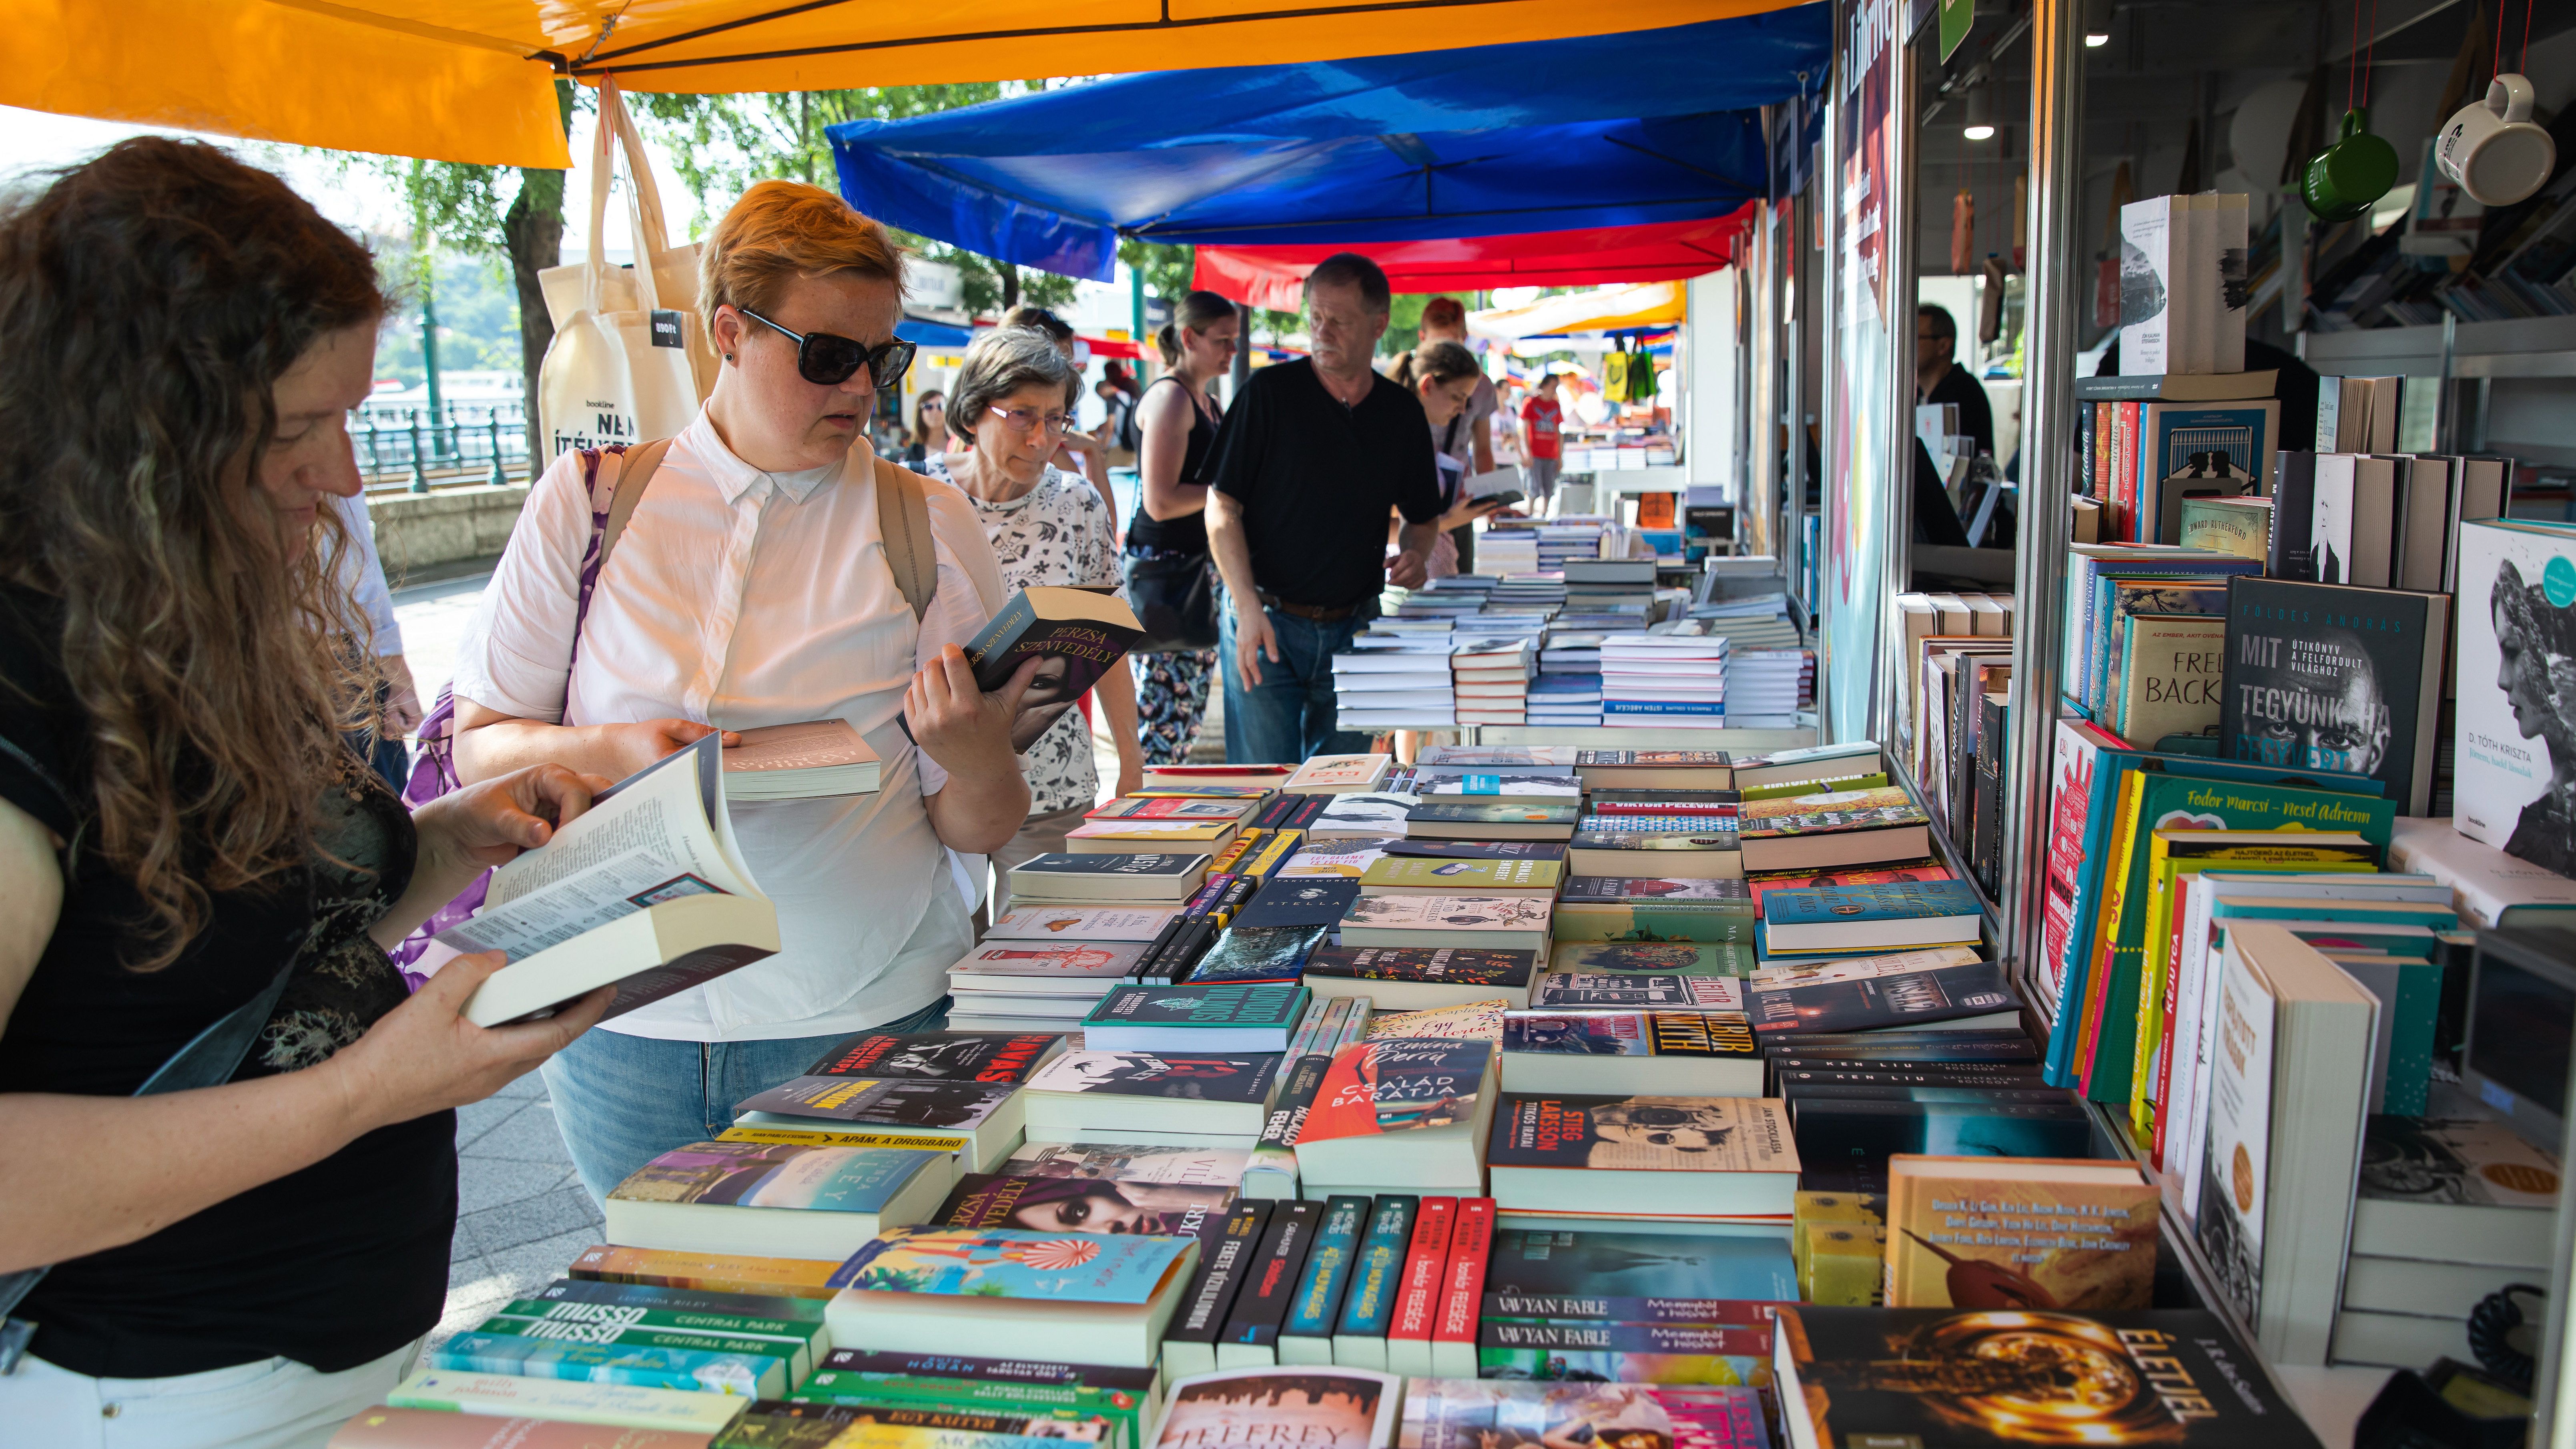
2217, 577, 2445, 815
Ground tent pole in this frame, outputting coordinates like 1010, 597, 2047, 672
1998, 0, 2084, 980
1229, 302, 1253, 405
1875, 15, 1920, 749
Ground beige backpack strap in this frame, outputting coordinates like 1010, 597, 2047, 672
599, 438, 675, 570
874, 456, 939, 621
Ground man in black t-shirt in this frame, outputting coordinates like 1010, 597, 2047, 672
1206, 253, 1443, 762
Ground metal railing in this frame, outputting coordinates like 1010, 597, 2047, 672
353, 402, 534, 492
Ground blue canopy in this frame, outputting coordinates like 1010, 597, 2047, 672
895, 315, 974, 348
826, 11, 1830, 283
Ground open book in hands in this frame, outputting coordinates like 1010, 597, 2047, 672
437, 733, 780, 1026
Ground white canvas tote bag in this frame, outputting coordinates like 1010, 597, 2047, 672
536, 80, 717, 458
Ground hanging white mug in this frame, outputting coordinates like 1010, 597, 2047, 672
2436, 73, 2557, 207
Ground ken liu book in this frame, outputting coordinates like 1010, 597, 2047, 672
1483, 1227, 1798, 1304
1404, 800, 1581, 841
1758, 881, 1986, 953
962, 585, 1145, 696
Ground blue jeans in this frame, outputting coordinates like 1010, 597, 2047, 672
543, 997, 951, 1203
1220, 600, 1376, 763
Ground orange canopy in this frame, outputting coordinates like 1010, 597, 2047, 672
0, 0, 1817, 169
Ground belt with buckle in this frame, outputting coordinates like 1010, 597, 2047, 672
1257, 591, 1360, 622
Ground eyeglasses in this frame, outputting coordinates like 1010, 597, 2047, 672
988, 405, 1073, 435
735, 306, 917, 389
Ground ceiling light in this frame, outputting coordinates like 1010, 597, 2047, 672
2084, 0, 2113, 45
1964, 86, 1996, 142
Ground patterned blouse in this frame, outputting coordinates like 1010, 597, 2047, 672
918, 455, 1121, 815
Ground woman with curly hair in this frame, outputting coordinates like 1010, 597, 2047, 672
2490, 560, 2576, 875
0, 139, 614, 1446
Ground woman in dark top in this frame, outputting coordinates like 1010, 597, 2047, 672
0, 140, 612, 1447
901, 388, 948, 466
1124, 290, 1238, 765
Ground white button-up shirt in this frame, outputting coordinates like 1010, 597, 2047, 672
452, 411, 1006, 1041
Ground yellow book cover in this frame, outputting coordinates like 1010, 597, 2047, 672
1800, 1222, 1888, 1306
2125, 831, 2375, 1141
1238, 828, 1304, 880
1882, 1155, 2158, 1311
2076, 771, 2154, 1086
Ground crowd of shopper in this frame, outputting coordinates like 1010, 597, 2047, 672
0, 138, 1547, 1447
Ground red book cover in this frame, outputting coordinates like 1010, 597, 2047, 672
1388, 1196, 1457, 1345
2119, 401, 2143, 540
1432, 1198, 1495, 1346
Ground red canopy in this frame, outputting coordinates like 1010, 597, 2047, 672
1190, 207, 1757, 311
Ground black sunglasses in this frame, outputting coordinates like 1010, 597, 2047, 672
736, 306, 917, 389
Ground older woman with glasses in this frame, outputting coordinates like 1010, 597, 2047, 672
445, 181, 1038, 1201
917, 328, 1142, 915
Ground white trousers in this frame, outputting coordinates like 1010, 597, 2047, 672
0, 1339, 418, 1449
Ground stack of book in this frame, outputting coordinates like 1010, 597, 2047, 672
1333, 632, 1457, 729
328, 730, 2399, 1449
1561, 556, 1655, 624
1599, 634, 1729, 728
1450, 636, 1535, 727
1476, 526, 1539, 575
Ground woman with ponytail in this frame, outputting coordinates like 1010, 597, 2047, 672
1122, 291, 1240, 765
1392, 340, 1506, 580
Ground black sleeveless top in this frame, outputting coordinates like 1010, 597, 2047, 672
0, 582, 451, 1379
1125, 377, 1222, 552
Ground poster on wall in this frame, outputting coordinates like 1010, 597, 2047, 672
1823, 0, 1898, 744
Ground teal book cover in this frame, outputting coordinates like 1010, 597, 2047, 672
1759, 880, 1984, 927
1483, 1230, 1796, 1302
1083, 982, 1310, 1029
829, 1228, 1196, 1303
1334, 1196, 1420, 1336
2084, 771, 2395, 1103
1284, 1194, 1373, 1338
431, 1331, 785, 1395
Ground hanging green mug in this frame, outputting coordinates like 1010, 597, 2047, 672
2302, 108, 2400, 223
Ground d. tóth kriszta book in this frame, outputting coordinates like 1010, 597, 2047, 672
1771, 1306, 2322, 1447
1481, 1226, 1798, 1307
963, 585, 1146, 697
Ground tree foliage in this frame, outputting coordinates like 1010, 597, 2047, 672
629, 85, 1079, 316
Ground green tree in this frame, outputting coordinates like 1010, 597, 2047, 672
630, 86, 1078, 315
344, 80, 576, 468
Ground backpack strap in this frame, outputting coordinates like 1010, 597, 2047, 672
598, 437, 674, 574
874, 456, 939, 621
